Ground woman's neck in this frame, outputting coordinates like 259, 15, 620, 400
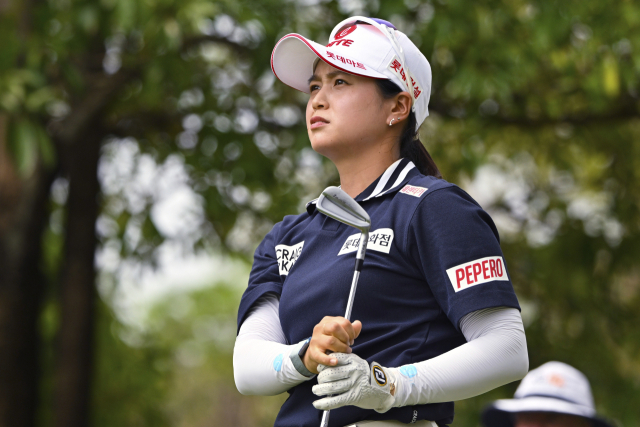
334, 150, 400, 199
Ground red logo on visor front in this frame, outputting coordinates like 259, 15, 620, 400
335, 25, 357, 39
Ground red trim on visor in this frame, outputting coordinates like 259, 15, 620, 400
269, 36, 281, 77
271, 33, 385, 93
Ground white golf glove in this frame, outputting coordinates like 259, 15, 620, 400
312, 353, 397, 413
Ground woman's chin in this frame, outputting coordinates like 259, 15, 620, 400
310, 137, 370, 162
309, 137, 339, 158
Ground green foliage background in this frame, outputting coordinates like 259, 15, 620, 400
1, 0, 639, 425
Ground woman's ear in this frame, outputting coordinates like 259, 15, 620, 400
389, 92, 412, 123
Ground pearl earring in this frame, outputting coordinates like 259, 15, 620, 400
389, 118, 396, 126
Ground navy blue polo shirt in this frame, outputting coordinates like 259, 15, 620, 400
237, 158, 520, 427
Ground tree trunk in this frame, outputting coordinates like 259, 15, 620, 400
53, 125, 102, 427
0, 56, 132, 424
0, 114, 55, 427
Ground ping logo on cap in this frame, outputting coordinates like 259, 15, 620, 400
548, 374, 565, 387
372, 365, 387, 386
335, 25, 357, 39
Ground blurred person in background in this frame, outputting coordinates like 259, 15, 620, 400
481, 361, 615, 427
234, 16, 529, 427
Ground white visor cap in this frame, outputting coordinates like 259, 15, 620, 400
270, 16, 432, 130
482, 362, 614, 427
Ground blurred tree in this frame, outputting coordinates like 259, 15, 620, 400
0, 0, 322, 424
91, 279, 288, 427
142, 283, 288, 427
1, 0, 639, 426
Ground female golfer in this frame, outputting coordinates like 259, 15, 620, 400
234, 16, 528, 427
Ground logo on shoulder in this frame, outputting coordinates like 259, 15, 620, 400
446, 256, 509, 292
338, 228, 394, 255
275, 241, 304, 276
400, 184, 428, 198
372, 365, 387, 386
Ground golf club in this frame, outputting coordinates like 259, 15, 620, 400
315, 186, 371, 427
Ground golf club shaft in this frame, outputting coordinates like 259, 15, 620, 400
320, 232, 368, 427
344, 232, 368, 321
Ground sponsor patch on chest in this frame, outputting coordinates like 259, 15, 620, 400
275, 241, 304, 276
338, 228, 394, 255
399, 184, 428, 197
446, 256, 509, 292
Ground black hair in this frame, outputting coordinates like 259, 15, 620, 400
375, 79, 442, 179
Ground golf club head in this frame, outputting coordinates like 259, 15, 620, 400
316, 186, 371, 232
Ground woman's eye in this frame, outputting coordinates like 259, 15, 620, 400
310, 84, 320, 92
335, 79, 347, 85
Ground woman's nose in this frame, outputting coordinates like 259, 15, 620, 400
311, 87, 328, 110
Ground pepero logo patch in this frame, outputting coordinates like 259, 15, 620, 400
275, 241, 304, 276
446, 256, 509, 292
338, 228, 394, 255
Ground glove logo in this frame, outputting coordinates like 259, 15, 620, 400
372, 365, 387, 386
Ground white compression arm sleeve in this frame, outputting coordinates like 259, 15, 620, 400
392, 307, 528, 406
233, 293, 312, 395
234, 298, 528, 401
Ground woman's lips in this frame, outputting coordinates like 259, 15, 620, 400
310, 116, 329, 129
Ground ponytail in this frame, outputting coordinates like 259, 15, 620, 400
375, 79, 442, 179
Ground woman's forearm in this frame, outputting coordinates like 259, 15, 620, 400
391, 307, 528, 406
233, 293, 313, 395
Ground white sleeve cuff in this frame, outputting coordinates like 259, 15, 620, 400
233, 293, 314, 395
392, 307, 528, 406
289, 338, 316, 378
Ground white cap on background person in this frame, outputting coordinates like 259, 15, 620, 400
270, 16, 432, 131
481, 361, 614, 427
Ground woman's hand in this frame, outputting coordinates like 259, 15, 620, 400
312, 353, 397, 413
303, 316, 362, 374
